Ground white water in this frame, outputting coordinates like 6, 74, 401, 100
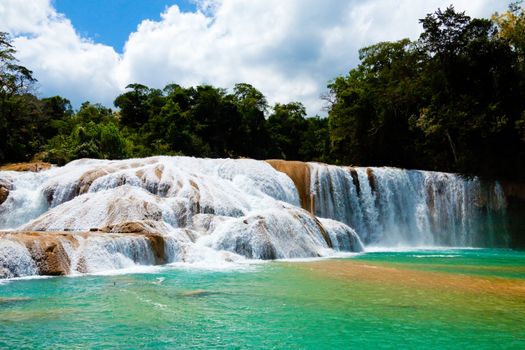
0, 240, 38, 278
0, 157, 508, 277
0, 157, 362, 277
309, 164, 508, 247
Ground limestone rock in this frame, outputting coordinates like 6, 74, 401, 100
7, 232, 74, 276
0, 185, 8, 205
266, 159, 312, 212
101, 220, 170, 264
0, 162, 53, 172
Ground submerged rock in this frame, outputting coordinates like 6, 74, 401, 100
181, 290, 219, 298
0, 297, 32, 304
501, 181, 525, 202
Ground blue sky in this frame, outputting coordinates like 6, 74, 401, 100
53, 0, 196, 52
0, 0, 508, 114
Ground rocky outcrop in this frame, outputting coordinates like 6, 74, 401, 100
17, 232, 73, 276
0, 178, 12, 206
0, 162, 53, 172
366, 167, 377, 193
100, 221, 171, 264
23, 186, 165, 232
42, 161, 146, 204
266, 159, 312, 212
0, 224, 175, 278
0, 232, 75, 276
0, 185, 8, 205
499, 181, 525, 248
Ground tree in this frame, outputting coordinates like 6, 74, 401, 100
492, 2, 525, 61
412, 7, 522, 175
418, 6, 472, 58
300, 116, 331, 162
327, 71, 375, 165
327, 39, 424, 166
326, 6, 525, 179
0, 32, 43, 162
0, 32, 35, 96
232, 83, 271, 158
267, 102, 307, 160
114, 84, 151, 128
45, 120, 130, 164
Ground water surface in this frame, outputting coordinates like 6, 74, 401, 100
1, 249, 524, 349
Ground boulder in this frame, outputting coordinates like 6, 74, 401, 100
0, 185, 8, 205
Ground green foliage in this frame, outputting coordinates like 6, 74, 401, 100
0, 33, 42, 162
327, 5, 525, 179
45, 103, 130, 164
0, 32, 36, 96
113, 84, 151, 128
268, 102, 307, 160
493, 1, 525, 61
0, 94, 44, 162
113, 82, 276, 160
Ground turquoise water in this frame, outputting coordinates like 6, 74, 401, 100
355, 248, 525, 279
1, 249, 524, 349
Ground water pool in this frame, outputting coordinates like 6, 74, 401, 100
1, 249, 524, 349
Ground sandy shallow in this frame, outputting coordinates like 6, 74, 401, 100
293, 258, 525, 299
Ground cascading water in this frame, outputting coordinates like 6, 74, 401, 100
0, 157, 362, 278
0, 156, 509, 278
309, 163, 508, 247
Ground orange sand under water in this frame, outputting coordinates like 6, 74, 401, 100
294, 259, 525, 300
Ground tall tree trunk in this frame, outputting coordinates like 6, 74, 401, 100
445, 129, 458, 164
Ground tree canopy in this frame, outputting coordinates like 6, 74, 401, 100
327, 4, 525, 179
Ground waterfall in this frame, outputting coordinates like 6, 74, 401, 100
0, 157, 510, 278
309, 163, 508, 247
0, 157, 363, 278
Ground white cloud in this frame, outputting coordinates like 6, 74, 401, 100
0, 0, 52, 34
0, 0, 120, 106
0, 0, 509, 114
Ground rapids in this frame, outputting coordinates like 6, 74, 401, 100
0, 157, 509, 278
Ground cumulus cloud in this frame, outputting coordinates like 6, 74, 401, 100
0, 0, 52, 34
0, 0, 508, 114
0, 0, 120, 106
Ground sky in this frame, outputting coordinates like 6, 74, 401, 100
52, 0, 196, 52
0, 0, 509, 115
